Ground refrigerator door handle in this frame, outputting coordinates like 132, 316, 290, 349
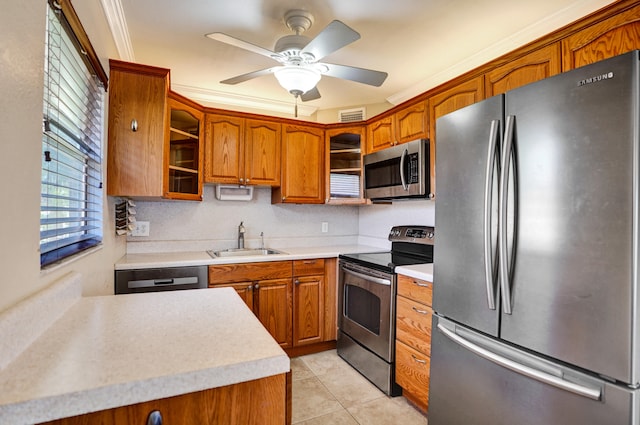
499, 115, 515, 314
437, 323, 602, 401
483, 119, 500, 310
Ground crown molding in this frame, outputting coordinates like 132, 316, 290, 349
172, 84, 319, 117
99, 0, 135, 61
386, 0, 614, 105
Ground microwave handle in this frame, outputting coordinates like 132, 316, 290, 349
400, 148, 409, 190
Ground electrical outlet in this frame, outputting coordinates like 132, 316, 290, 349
321, 222, 329, 233
131, 221, 150, 237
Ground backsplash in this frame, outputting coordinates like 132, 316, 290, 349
125, 186, 436, 254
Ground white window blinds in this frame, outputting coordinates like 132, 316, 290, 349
41, 2, 104, 267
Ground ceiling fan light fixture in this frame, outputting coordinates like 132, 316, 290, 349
274, 66, 321, 96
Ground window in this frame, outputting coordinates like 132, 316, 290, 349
40, 1, 106, 267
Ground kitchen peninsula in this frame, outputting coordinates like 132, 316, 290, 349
0, 273, 289, 425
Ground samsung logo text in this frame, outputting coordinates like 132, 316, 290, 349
578, 72, 614, 86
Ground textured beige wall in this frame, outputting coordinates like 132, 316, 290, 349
0, 1, 125, 313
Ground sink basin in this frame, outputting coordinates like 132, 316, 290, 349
207, 248, 287, 258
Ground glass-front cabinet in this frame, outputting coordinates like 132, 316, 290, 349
325, 126, 367, 204
165, 96, 204, 200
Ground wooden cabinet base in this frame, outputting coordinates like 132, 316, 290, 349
285, 340, 337, 358
39, 374, 288, 425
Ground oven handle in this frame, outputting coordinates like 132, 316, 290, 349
342, 266, 391, 286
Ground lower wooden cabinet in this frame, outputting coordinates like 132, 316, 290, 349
209, 259, 336, 352
293, 259, 325, 346
39, 374, 287, 425
209, 261, 293, 348
395, 273, 433, 413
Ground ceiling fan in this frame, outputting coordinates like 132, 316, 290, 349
205, 9, 388, 106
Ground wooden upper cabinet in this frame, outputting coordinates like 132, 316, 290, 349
325, 126, 366, 205
107, 60, 169, 198
164, 95, 204, 201
244, 119, 281, 186
204, 115, 281, 186
366, 116, 394, 153
428, 76, 484, 196
273, 125, 325, 204
562, 3, 640, 70
204, 114, 244, 184
394, 99, 428, 144
485, 43, 562, 97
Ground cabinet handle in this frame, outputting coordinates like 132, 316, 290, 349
303, 260, 316, 264
147, 410, 162, 425
239, 177, 244, 183
428, 192, 435, 200
295, 279, 300, 285
254, 283, 260, 289
411, 354, 427, 365
131, 119, 138, 132
246, 178, 250, 183
412, 280, 430, 288
412, 306, 429, 315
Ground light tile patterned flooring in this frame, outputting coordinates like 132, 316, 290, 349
292, 349, 428, 425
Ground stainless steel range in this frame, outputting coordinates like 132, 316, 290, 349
337, 225, 434, 396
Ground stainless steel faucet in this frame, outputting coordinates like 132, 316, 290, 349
238, 221, 245, 249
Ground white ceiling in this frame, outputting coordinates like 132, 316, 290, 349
82, 0, 615, 119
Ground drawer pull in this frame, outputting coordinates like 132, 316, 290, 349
412, 306, 429, 315
303, 260, 316, 264
412, 280, 430, 288
411, 354, 427, 364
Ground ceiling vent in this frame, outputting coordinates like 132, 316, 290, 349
338, 107, 366, 123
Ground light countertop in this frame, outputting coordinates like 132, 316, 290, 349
0, 275, 289, 425
396, 263, 433, 281
115, 244, 384, 270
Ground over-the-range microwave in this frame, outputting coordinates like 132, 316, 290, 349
363, 138, 431, 201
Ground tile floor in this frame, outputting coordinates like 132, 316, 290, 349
291, 349, 428, 425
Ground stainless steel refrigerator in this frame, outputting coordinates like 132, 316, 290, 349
430, 50, 640, 424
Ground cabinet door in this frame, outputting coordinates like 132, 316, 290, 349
562, 3, 640, 70
164, 96, 204, 200
210, 281, 254, 310
428, 76, 484, 196
366, 116, 394, 153
485, 43, 562, 97
274, 125, 325, 204
245, 119, 281, 186
394, 100, 428, 144
107, 63, 168, 197
203, 114, 243, 184
293, 275, 324, 346
396, 340, 430, 412
255, 278, 293, 348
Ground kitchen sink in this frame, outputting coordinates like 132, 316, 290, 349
207, 248, 287, 258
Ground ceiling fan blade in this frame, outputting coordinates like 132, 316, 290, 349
322, 63, 388, 87
220, 67, 277, 85
206, 32, 278, 59
301, 86, 321, 102
300, 20, 360, 62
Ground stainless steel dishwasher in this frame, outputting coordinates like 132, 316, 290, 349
115, 266, 208, 294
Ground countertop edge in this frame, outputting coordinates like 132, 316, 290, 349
395, 263, 434, 281
1, 355, 289, 425
114, 245, 384, 270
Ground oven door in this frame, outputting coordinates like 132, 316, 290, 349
339, 260, 396, 362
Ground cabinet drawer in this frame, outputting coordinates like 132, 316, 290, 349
395, 340, 430, 410
209, 261, 292, 284
397, 274, 432, 306
293, 258, 325, 276
396, 295, 432, 357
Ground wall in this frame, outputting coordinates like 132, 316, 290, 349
126, 186, 360, 253
0, 1, 125, 313
358, 200, 435, 248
